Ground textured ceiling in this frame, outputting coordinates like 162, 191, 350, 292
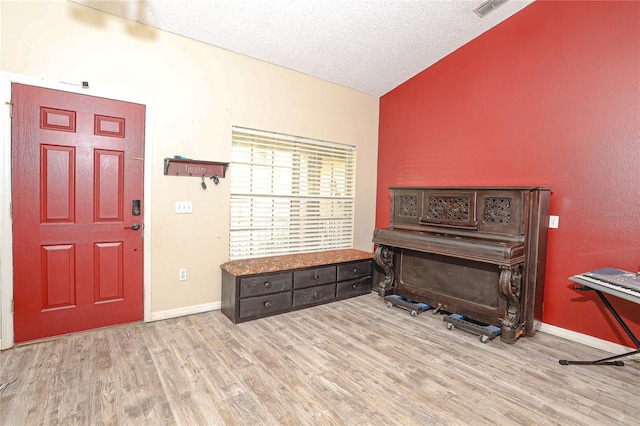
73, 0, 535, 96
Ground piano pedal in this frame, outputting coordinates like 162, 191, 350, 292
443, 313, 501, 343
384, 295, 431, 317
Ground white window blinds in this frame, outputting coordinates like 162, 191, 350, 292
229, 126, 356, 260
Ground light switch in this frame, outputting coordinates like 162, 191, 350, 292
549, 215, 559, 229
175, 201, 192, 214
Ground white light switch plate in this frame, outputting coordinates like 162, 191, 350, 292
175, 201, 192, 214
549, 215, 559, 229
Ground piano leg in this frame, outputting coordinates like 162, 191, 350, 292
559, 288, 640, 367
374, 245, 395, 297
499, 265, 524, 344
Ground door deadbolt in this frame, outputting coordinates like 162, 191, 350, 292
132, 199, 141, 216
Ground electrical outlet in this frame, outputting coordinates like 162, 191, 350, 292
175, 201, 192, 214
549, 215, 559, 229
179, 269, 187, 281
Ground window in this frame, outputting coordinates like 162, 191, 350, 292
229, 126, 356, 260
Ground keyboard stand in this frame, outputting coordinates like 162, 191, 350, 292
559, 286, 640, 367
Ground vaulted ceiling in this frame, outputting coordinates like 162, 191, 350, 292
74, 0, 535, 96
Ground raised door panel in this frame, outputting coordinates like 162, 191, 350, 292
41, 244, 76, 310
94, 242, 124, 303
94, 150, 124, 222
41, 145, 75, 223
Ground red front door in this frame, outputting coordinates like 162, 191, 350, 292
11, 83, 145, 343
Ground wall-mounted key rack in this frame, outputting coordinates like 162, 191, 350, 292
164, 157, 229, 189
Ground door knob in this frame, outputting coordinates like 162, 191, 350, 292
125, 222, 141, 230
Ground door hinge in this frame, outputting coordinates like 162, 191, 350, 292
11, 300, 14, 314
5, 101, 13, 118
9, 202, 11, 219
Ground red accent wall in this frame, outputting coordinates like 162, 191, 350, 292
377, 0, 640, 347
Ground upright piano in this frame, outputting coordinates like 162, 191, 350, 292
373, 186, 551, 343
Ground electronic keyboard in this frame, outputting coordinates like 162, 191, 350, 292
570, 267, 640, 304
561, 267, 640, 366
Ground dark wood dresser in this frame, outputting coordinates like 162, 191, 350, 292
373, 187, 551, 343
221, 249, 373, 324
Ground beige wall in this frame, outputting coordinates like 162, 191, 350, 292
0, 1, 379, 322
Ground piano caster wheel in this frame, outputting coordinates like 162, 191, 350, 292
480, 335, 490, 344
446, 323, 454, 331
387, 301, 393, 308
410, 310, 418, 317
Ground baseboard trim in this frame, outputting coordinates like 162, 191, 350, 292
540, 322, 639, 361
149, 302, 221, 322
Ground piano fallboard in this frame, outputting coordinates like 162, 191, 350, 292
373, 228, 524, 267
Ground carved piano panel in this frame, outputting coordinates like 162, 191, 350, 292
373, 186, 551, 343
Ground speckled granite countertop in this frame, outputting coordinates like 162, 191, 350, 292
220, 249, 374, 276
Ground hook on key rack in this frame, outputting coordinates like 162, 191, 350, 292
200, 174, 220, 189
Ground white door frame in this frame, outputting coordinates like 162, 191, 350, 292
0, 72, 154, 349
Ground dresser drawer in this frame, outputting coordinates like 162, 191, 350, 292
336, 277, 371, 299
293, 283, 335, 307
239, 291, 292, 318
294, 265, 336, 289
240, 272, 292, 298
337, 260, 372, 281
221, 249, 374, 324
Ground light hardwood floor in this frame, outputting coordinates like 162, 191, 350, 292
1, 292, 639, 425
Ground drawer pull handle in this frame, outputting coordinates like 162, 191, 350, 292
264, 301, 272, 308
352, 284, 358, 289
313, 291, 319, 298
353, 268, 358, 273
313, 273, 319, 280
264, 281, 272, 288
